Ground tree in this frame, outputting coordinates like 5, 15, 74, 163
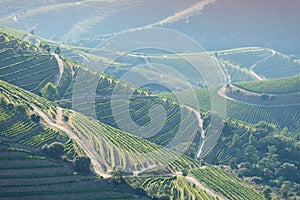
7, 103, 14, 111
73, 156, 91, 174
276, 163, 299, 182
181, 168, 189, 176
280, 181, 292, 198
262, 186, 272, 200
30, 29, 34, 35
39, 43, 51, 52
40, 82, 58, 101
289, 55, 297, 62
31, 114, 41, 124
42, 142, 64, 159
111, 167, 124, 184
229, 159, 238, 170
0, 96, 8, 107
243, 145, 259, 164
15, 104, 26, 115
54, 46, 61, 55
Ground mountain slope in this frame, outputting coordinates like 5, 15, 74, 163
0, 31, 204, 159
0, 70, 265, 199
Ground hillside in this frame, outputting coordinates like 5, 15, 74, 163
216, 47, 300, 80
1, 29, 299, 199
0, 83, 150, 199
0, 77, 265, 200
233, 74, 300, 94
0, 32, 207, 160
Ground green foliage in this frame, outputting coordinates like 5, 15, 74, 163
233, 122, 300, 199
54, 46, 61, 55
191, 166, 264, 200
40, 82, 58, 101
15, 104, 26, 114
39, 43, 51, 52
0, 96, 8, 107
111, 167, 124, 184
234, 75, 300, 94
30, 114, 41, 124
181, 168, 189, 176
7, 102, 14, 110
73, 156, 91, 174
42, 142, 64, 159
262, 186, 272, 200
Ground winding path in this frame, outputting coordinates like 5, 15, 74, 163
54, 54, 64, 86
32, 105, 111, 178
249, 49, 275, 80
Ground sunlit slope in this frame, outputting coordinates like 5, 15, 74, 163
0, 142, 148, 200
0, 83, 150, 199
0, 32, 59, 93
0, 32, 202, 157
0, 79, 199, 174
233, 74, 300, 94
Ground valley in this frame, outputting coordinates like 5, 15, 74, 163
0, 1, 299, 199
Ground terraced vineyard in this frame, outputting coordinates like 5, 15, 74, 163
234, 74, 300, 94
0, 141, 149, 200
217, 47, 300, 79
1, 78, 199, 173
203, 120, 252, 164
0, 83, 150, 199
190, 166, 264, 200
253, 53, 300, 79
226, 101, 300, 133
163, 85, 299, 134
216, 47, 274, 69
72, 111, 199, 173
133, 175, 217, 200
0, 32, 59, 93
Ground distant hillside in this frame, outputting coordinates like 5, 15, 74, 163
216, 47, 300, 80
233, 74, 300, 94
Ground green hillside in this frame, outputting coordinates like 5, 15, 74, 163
1, 30, 298, 199
0, 71, 265, 200
0, 79, 199, 174
0, 32, 202, 158
129, 175, 217, 200
234, 74, 300, 94
190, 166, 264, 200
0, 142, 147, 200
0, 84, 150, 199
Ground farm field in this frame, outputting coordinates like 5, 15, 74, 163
0, 142, 148, 200
233, 74, 300, 94
0, 14, 299, 199
190, 166, 264, 200
0, 70, 265, 200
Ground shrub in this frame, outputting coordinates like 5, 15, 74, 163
54, 46, 61, 55
42, 142, 64, 159
31, 114, 41, 124
15, 104, 26, 115
63, 115, 69, 122
262, 186, 272, 200
40, 82, 58, 101
73, 156, 91, 174
7, 103, 14, 111
111, 167, 124, 184
0, 96, 8, 107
